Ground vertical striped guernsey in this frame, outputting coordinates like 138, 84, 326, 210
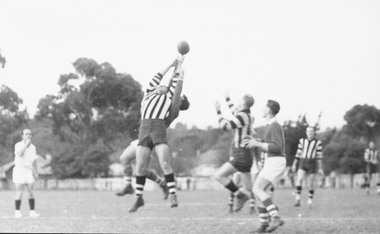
295, 138, 323, 160
141, 73, 178, 120
364, 148, 379, 164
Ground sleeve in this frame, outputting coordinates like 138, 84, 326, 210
316, 140, 323, 160
216, 110, 230, 131
295, 139, 304, 159
225, 96, 237, 114
167, 76, 179, 98
165, 76, 183, 127
145, 73, 163, 93
266, 124, 284, 154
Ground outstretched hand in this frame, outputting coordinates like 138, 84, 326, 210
213, 100, 221, 111
222, 89, 230, 99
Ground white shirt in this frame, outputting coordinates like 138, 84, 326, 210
14, 141, 37, 169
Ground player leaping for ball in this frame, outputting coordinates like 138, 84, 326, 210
214, 92, 255, 213
129, 56, 186, 213
115, 93, 190, 199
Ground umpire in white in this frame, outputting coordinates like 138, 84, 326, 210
13, 129, 40, 218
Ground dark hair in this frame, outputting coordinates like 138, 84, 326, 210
179, 95, 190, 111
267, 100, 280, 115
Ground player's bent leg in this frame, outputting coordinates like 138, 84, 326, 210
239, 172, 255, 214
155, 143, 178, 207
116, 144, 137, 196
146, 170, 169, 200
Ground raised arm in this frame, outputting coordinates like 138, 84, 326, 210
146, 59, 178, 93
222, 90, 237, 114
165, 62, 185, 127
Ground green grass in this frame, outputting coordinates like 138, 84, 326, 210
0, 188, 379, 233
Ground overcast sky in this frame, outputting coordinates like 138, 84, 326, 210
0, 0, 379, 130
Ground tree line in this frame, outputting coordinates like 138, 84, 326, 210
1, 58, 379, 179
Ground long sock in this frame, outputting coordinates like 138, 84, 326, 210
269, 186, 275, 197
15, 200, 21, 210
225, 180, 239, 193
228, 192, 234, 206
29, 198, 35, 210
249, 192, 255, 208
296, 186, 302, 200
262, 197, 279, 218
146, 170, 164, 185
308, 190, 314, 200
123, 176, 132, 186
257, 207, 269, 226
135, 176, 146, 197
164, 173, 176, 195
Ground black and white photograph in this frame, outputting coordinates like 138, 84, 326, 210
0, 0, 379, 233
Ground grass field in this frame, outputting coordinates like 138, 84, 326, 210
0, 188, 379, 233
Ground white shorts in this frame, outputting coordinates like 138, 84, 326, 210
12, 166, 35, 184
258, 157, 286, 183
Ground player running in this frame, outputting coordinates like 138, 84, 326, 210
292, 126, 324, 207
213, 92, 255, 213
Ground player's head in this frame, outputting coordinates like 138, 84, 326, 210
156, 85, 169, 95
22, 129, 32, 140
241, 94, 254, 109
369, 141, 375, 149
306, 126, 316, 140
263, 99, 280, 117
179, 95, 190, 111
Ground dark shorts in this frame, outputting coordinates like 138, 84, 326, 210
366, 163, 378, 174
229, 147, 253, 173
299, 159, 317, 174
138, 119, 167, 150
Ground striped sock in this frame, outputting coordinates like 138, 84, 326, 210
258, 207, 269, 226
15, 200, 21, 210
262, 198, 279, 218
228, 192, 234, 206
249, 192, 255, 208
164, 173, 176, 195
308, 190, 314, 199
296, 186, 302, 200
225, 180, 239, 193
135, 176, 146, 197
123, 176, 132, 186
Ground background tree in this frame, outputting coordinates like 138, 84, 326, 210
35, 58, 143, 178
0, 85, 29, 164
343, 104, 380, 141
